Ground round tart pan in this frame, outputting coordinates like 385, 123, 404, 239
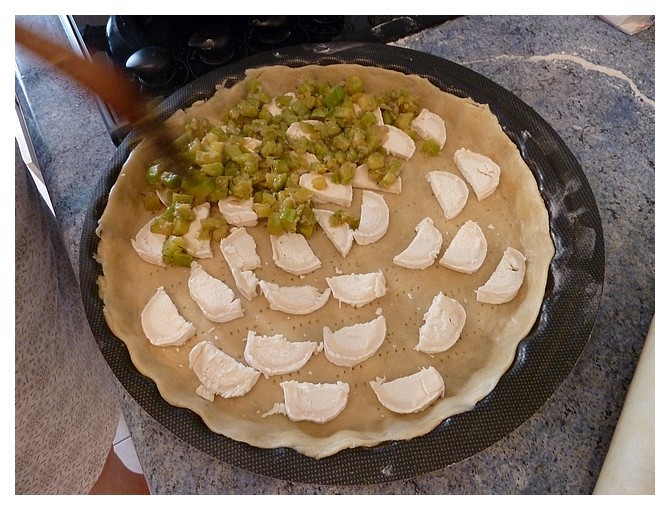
79, 43, 605, 485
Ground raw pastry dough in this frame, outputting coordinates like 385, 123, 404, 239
96, 64, 554, 459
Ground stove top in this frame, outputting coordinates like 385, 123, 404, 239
62, 15, 457, 145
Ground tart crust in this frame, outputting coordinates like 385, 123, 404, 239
96, 64, 554, 459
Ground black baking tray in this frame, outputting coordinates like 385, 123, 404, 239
79, 43, 605, 485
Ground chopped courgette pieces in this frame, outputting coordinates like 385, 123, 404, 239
143, 74, 431, 266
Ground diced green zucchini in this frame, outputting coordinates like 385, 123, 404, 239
421, 139, 441, 156
141, 73, 425, 254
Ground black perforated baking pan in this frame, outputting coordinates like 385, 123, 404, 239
79, 43, 605, 485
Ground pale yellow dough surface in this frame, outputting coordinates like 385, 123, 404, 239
97, 64, 554, 458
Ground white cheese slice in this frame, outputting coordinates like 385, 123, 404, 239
325, 270, 386, 308
354, 105, 384, 125
218, 197, 258, 227
188, 262, 243, 323
411, 108, 447, 149
261, 402, 286, 419
131, 217, 166, 267
242, 137, 262, 152
279, 380, 350, 424
243, 331, 318, 377
454, 148, 501, 201
231, 268, 259, 301
156, 188, 170, 207
286, 119, 322, 143
370, 366, 445, 414
323, 315, 386, 367
476, 247, 527, 304
351, 164, 402, 194
372, 107, 385, 125
299, 172, 353, 207
314, 208, 354, 257
425, 171, 469, 220
416, 292, 466, 354
291, 151, 319, 172
258, 280, 331, 315
189, 340, 260, 401
270, 232, 322, 275
266, 92, 296, 116
382, 125, 416, 160
353, 190, 390, 246
182, 202, 213, 258
219, 227, 261, 271
141, 286, 196, 347
393, 217, 443, 269
439, 220, 488, 274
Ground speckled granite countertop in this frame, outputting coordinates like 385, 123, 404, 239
15, 15, 654, 494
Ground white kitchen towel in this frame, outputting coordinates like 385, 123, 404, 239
593, 316, 655, 494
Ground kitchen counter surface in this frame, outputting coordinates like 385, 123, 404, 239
15, 15, 655, 494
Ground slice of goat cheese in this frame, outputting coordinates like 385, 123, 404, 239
454, 148, 501, 201
325, 270, 386, 308
439, 220, 488, 274
231, 268, 259, 301
219, 227, 261, 272
353, 190, 390, 246
258, 281, 331, 315
411, 108, 447, 149
393, 217, 443, 270
416, 292, 466, 354
370, 366, 445, 414
188, 262, 243, 323
323, 315, 387, 367
314, 208, 354, 257
265, 92, 296, 116
141, 286, 196, 347
425, 171, 469, 221
244, 331, 319, 377
182, 202, 214, 258
270, 232, 322, 275
285, 119, 322, 143
189, 340, 260, 401
299, 172, 353, 207
352, 164, 402, 194
382, 125, 416, 160
132, 217, 166, 267
218, 197, 258, 227
279, 380, 350, 424
476, 247, 527, 304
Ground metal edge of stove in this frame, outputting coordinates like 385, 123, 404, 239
59, 15, 132, 145
14, 92, 55, 214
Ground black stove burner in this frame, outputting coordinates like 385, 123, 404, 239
188, 25, 237, 66
68, 15, 458, 144
186, 24, 248, 80
298, 16, 348, 42
245, 16, 309, 52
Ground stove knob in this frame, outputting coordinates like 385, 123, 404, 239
248, 16, 291, 45
125, 46, 175, 88
188, 25, 235, 65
